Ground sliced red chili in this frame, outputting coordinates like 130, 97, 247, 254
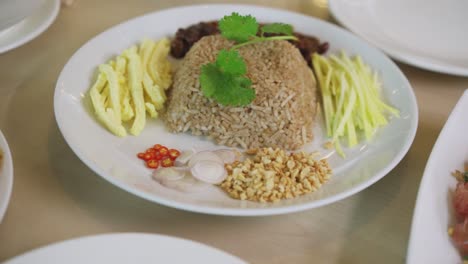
168, 149, 180, 160
138, 144, 180, 169
146, 148, 157, 154
158, 146, 169, 156
154, 152, 163, 161
146, 159, 159, 169
161, 156, 174, 167
142, 153, 155, 161
153, 144, 163, 150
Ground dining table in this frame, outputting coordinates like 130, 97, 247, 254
0, 0, 467, 263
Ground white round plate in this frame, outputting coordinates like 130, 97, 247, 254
54, 4, 418, 216
329, 0, 468, 76
3, 233, 246, 264
0, 129, 13, 222
406, 90, 468, 264
0, 0, 59, 54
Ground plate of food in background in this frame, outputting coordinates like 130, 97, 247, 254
0, 128, 13, 222
54, 4, 418, 216
407, 90, 468, 263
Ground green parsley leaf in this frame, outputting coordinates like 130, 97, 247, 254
216, 49, 247, 75
214, 75, 255, 106
218, 12, 258, 43
464, 171, 468, 182
260, 23, 294, 36
200, 50, 255, 106
200, 63, 222, 97
199, 13, 298, 106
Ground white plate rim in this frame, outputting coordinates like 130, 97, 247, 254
0, 0, 60, 54
406, 89, 468, 263
3, 232, 246, 263
54, 3, 418, 216
329, 0, 468, 77
0, 129, 14, 223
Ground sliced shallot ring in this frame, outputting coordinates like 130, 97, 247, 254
160, 178, 213, 193
190, 160, 227, 184
175, 149, 195, 166
152, 167, 187, 182
187, 150, 224, 167
213, 149, 240, 164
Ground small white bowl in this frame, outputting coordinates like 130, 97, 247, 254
0, 0, 45, 33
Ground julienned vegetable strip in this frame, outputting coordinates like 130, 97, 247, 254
312, 52, 399, 157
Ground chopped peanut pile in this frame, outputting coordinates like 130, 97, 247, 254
220, 147, 332, 202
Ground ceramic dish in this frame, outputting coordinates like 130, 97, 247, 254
329, 0, 468, 76
3, 233, 246, 264
0, 129, 13, 222
407, 90, 468, 263
0, 0, 45, 32
0, 0, 59, 54
54, 4, 418, 216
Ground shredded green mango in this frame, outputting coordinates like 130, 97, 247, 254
312, 52, 399, 157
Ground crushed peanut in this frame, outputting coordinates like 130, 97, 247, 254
219, 147, 332, 202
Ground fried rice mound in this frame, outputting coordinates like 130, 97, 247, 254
163, 35, 317, 150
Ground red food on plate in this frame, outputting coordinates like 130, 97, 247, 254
452, 218, 468, 255
454, 182, 468, 219
451, 165, 468, 258
158, 146, 169, 156
146, 159, 159, 169
168, 149, 180, 160
161, 156, 174, 167
137, 144, 180, 169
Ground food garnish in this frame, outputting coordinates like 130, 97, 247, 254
199, 49, 255, 106
450, 163, 468, 258
153, 167, 186, 182
213, 149, 240, 164
200, 13, 297, 106
312, 52, 399, 157
186, 150, 230, 184
260, 23, 293, 36
137, 143, 180, 169
170, 21, 328, 64
151, 149, 240, 188
218, 13, 258, 43
161, 156, 175, 167
190, 159, 227, 184
88, 38, 172, 136
220, 148, 332, 202
187, 151, 224, 168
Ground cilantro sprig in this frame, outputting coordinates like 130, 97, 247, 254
200, 13, 297, 106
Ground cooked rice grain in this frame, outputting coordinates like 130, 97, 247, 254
164, 35, 317, 150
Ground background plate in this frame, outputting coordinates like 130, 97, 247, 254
0, 129, 13, 223
407, 90, 468, 263
329, 0, 468, 76
3, 233, 246, 264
